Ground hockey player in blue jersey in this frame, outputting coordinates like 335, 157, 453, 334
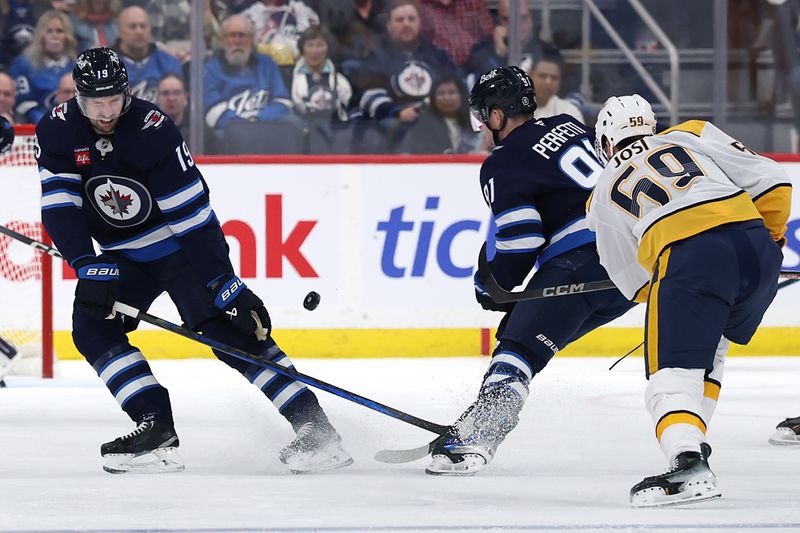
425, 66, 635, 475
35, 47, 353, 474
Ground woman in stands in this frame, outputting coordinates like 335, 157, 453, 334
71, 0, 121, 52
398, 74, 483, 154
10, 10, 77, 124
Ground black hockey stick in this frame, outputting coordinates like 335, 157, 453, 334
111, 302, 450, 437
479, 247, 800, 304
0, 224, 63, 259
0, 223, 451, 435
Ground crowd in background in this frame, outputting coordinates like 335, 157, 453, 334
0, 0, 780, 155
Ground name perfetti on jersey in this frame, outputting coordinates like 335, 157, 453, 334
531, 121, 587, 159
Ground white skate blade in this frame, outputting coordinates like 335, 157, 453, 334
425, 453, 487, 476
283, 442, 354, 474
103, 447, 186, 474
768, 428, 800, 447
631, 478, 721, 508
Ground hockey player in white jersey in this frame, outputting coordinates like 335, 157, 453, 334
586, 95, 792, 507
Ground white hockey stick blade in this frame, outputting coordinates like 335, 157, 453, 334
374, 440, 438, 464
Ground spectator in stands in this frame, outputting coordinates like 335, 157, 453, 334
157, 72, 190, 141
527, 50, 583, 123
0, 0, 38, 69
418, 0, 492, 68
291, 25, 352, 121
112, 6, 182, 103
242, 0, 319, 67
352, 0, 456, 126
204, 14, 292, 133
397, 74, 481, 154
54, 70, 73, 103
123, 0, 222, 55
72, 0, 120, 52
10, 10, 76, 124
323, 0, 387, 66
466, 0, 549, 82
0, 70, 18, 124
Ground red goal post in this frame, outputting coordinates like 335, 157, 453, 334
0, 124, 54, 378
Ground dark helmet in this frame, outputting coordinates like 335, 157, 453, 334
0, 115, 14, 155
468, 66, 537, 127
73, 47, 131, 116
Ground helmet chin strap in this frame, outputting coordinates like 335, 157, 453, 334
489, 112, 509, 145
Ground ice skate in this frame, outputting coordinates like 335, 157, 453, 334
426, 384, 523, 476
101, 414, 185, 474
630, 445, 721, 507
279, 422, 353, 474
768, 416, 800, 447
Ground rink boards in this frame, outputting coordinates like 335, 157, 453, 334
1, 157, 799, 359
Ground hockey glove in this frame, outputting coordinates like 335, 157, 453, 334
211, 276, 271, 341
74, 256, 119, 320
474, 270, 515, 313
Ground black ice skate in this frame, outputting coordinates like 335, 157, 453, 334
768, 416, 800, 447
630, 444, 720, 507
279, 421, 353, 474
101, 414, 185, 474
426, 385, 523, 476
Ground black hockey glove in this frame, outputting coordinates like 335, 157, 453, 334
74, 256, 119, 320
211, 276, 271, 340
474, 243, 515, 313
474, 270, 514, 313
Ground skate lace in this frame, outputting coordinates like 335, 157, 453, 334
119, 419, 154, 442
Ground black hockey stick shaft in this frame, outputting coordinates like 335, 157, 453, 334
112, 302, 450, 436
479, 248, 800, 304
0, 224, 63, 259
1, 223, 450, 435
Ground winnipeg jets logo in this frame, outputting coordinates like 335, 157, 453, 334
99, 182, 134, 216
142, 110, 166, 130
95, 138, 113, 157
394, 61, 433, 98
130, 80, 158, 103
206, 89, 270, 126
86, 175, 152, 228
76, 56, 91, 71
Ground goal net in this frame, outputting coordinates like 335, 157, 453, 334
0, 125, 54, 378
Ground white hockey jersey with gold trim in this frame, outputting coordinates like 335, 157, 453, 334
586, 120, 792, 302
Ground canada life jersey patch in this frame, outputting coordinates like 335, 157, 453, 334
85, 175, 153, 228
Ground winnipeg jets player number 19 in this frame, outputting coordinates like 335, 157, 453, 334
35, 47, 353, 474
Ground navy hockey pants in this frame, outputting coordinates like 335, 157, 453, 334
72, 251, 321, 428
497, 245, 636, 374
644, 220, 783, 377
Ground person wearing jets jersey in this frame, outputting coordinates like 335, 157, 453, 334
424, 66, 636, 476
35, 47, 352, 475
586, 94, 792, 507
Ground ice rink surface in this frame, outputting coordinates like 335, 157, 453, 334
1, 356, 799, 533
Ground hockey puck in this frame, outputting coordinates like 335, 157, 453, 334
303, 291, 321, 311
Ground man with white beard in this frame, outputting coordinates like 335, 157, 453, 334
203, 14, 293, 136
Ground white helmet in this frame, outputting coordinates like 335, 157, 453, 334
594, 94, 656, 165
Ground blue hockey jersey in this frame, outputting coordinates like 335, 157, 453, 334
35, 98, 234, 287
114, 44, 183, 103
203, 51, 292, 130
481, 114, 602, 289
10, 55, 74, 124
